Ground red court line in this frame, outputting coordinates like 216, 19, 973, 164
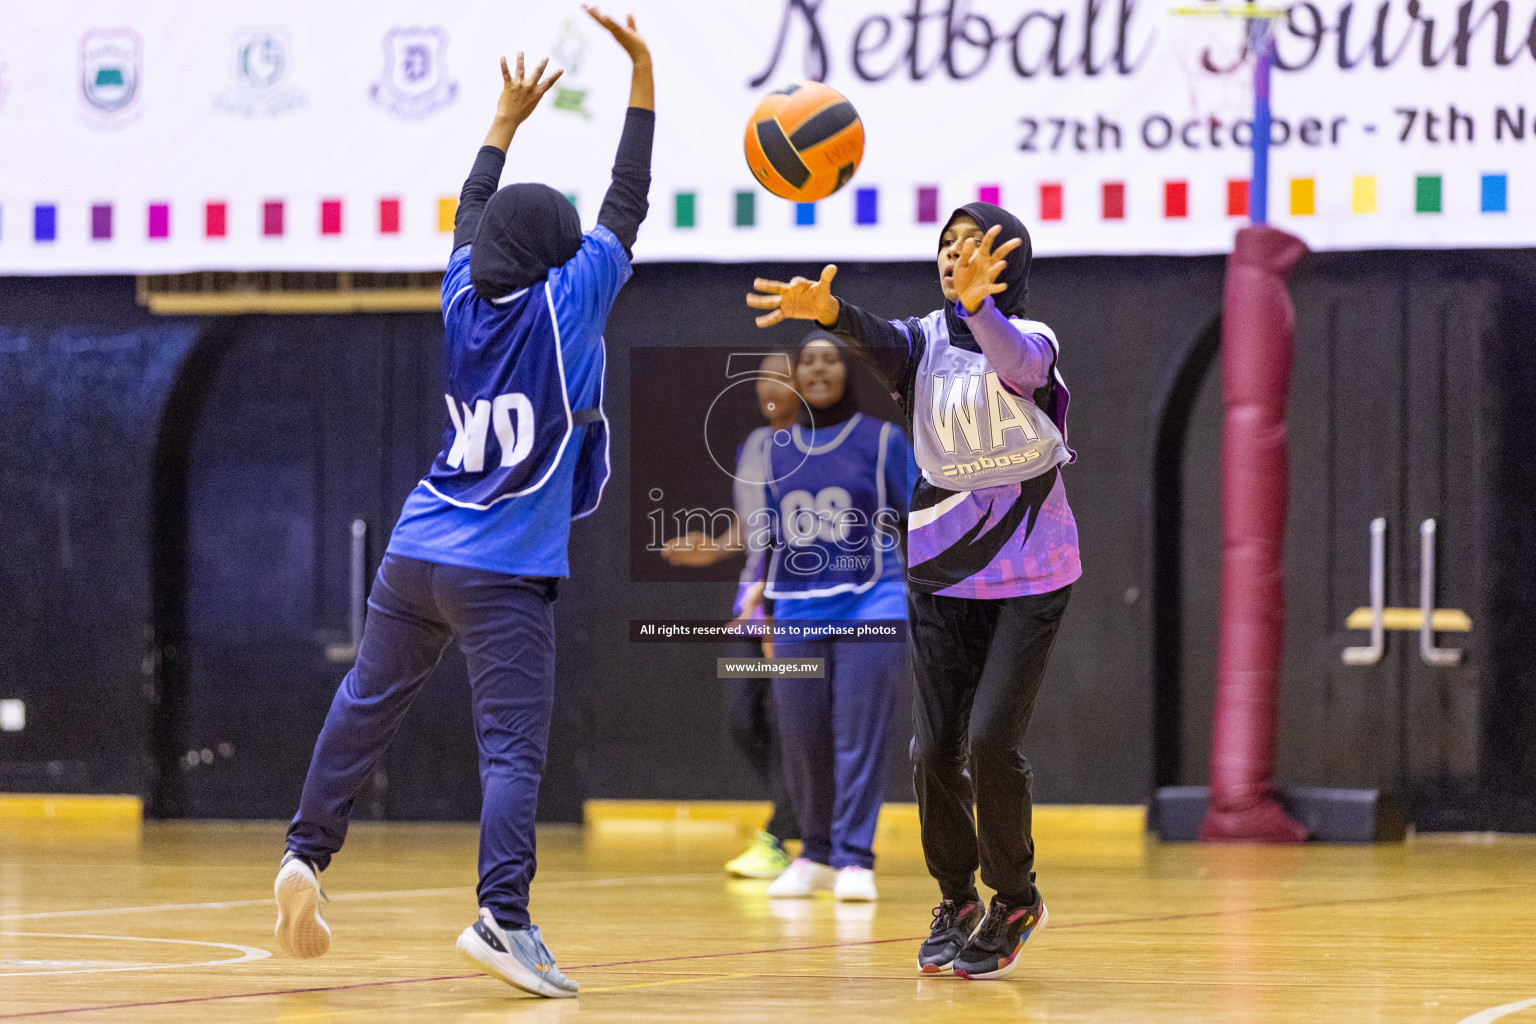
1050, 883, 1517, 931
0, 882, 1521, 1020
564, 933, 919, 970
560, 883, 1519, 970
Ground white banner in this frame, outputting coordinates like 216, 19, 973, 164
0, 0, 1531, 274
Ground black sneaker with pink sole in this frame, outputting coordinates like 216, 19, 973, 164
952, 893, 1047, 980
917, 897, 985, 974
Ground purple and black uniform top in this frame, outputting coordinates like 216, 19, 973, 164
827, 294, 1081, 600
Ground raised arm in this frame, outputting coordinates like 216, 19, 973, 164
950, 225, 1052, 391
746, 265, 911, 393
453, 53, 562, 251
956, 298, 1054, 392
586, 7, 654, 253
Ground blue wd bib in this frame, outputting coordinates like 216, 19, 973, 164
421, 282, 607, 515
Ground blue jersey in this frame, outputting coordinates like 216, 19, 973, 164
388, 226, 629, 577
763, 414, 911, 622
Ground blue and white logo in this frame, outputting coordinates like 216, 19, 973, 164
216, 27, 306, 117
79, 28, 141, 123
370, 27, 457, 119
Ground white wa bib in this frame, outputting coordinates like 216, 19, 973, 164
910, 309, 1070, 491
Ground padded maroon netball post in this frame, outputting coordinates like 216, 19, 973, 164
1160, 2, 1312, 844
1201, 225, 1309, 844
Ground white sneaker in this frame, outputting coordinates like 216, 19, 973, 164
834, 866, 878, 902
765, 857, 837, 897
274, 853, 331, 959
456, 908, 578, 999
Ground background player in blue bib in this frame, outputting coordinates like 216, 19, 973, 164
272, 8, 653, 1000
661, 352, 803, 879
741, 334, 913, 903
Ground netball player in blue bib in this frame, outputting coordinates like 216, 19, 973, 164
661, 352, 802, 879
741, 333, 913, 903
273, 8, 652, 999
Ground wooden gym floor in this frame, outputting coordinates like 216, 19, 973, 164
2, 817, 1534, 1023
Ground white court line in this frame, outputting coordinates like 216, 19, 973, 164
0, 872, 718, 923
1456, 997, 1536, 1024
0, 890, 456, 923
0, 932, 270, 977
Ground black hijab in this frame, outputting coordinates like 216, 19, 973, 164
470, 183, 583, 300
941, 201, 1033, 346
796, 330, 860, 431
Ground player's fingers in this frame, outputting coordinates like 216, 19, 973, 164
515, 52, 525, 81
529, 57, 549, 87
745, 292, 783, 310
988, 283, 1009, 295
538, 68, 563, 95
958, 238, 977, 264
818, 264, 838, 288
500, 57, 511, 85
627, 15, 637, 32
752, 278, 789, 294
755, 309, 786, 328
993, 236, 1023, 259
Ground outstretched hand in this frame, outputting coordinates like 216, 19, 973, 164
661, 532, 723, 567
951, 225, 1023, 314
495, 53, 561, 128
746, 264, 840, 328
584, 6, 650, 65
733, 581, 767, 624
661, 525, 741, 567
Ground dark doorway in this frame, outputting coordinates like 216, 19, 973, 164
1153, 254, 1536, 829
1149, 316, 1221, 789
149, 313, 584, 822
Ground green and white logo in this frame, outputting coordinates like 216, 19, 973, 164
549, 19, 592, 120
79, 28, 140, 120
216, 28, 306, 117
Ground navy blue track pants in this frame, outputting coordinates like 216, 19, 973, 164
286, 553, 557, 929
772, 638, 901, 870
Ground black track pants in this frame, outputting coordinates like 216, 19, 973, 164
908, 584, 1072, 905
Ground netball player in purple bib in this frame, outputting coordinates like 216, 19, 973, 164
272, 8, 652, 999
738, 332, 912, 903
747, 202, 1079, 979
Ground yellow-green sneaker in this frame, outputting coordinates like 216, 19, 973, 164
724, 831, 791, 878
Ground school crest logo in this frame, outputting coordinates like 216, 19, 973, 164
216, 28, 306, 117
369, 27, 457, 118
79, 28, 141, 123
